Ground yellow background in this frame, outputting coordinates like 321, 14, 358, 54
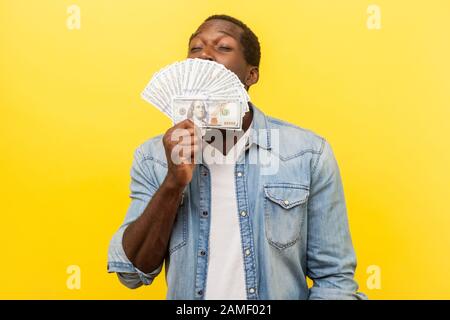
1, 0, 449, 299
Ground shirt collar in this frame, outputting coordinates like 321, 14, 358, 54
247, 102, 272, 151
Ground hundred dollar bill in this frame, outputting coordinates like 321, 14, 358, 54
172, 97, 243, 130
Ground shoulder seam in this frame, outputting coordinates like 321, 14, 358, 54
267, 117, 306, 131
311, 137, 326, 177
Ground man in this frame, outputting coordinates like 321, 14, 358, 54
108, 14, 366, 300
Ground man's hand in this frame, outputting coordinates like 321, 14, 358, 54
162, 119, 201, 189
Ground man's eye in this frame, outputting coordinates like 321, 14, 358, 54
218, 46, 232, 51
190, 47, 201, 52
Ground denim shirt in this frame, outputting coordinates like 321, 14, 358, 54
107, 104, 366, 300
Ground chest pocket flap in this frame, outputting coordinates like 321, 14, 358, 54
264, 184, 309, 209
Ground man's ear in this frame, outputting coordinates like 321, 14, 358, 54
245, 66, 259, 89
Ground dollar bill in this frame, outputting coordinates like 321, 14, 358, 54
172, 97, 243, 130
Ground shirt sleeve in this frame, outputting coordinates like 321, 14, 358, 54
116, 266, 163, 289
306, 138, 367, 300
107, 146, 163, 288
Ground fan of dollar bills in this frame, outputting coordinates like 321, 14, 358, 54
141, 58, 249, 130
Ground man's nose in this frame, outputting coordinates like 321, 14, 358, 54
199, 48, 215, 61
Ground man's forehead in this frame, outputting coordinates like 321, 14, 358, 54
192, 19, 242, 40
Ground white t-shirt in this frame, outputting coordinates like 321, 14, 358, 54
202, 127, 251, 300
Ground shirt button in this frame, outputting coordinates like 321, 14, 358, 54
245, 249, 251, 256
249, 288, 255, 294
197, 289, 203, 296
237, 172, 243, 177
283, 200, 290, 205
202, 211, 208, 217
240, 211, 247, 217
199, 250, 206, 256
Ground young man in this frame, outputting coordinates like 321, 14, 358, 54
108, 14, 366, 300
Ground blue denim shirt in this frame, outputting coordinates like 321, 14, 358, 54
107, 104, 366, 300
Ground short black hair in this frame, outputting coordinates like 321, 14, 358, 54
189, 14, 261, 68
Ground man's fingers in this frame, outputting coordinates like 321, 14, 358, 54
175, 119, 195, 130
191, 144, 201, 154
178, 137, 201, 146
173, 131, 201, 145
173, 120, 202, 137
169, 126, 201, 140
173, 143, 201, 157
177, 144, 201, 165
180, 144, 201, 155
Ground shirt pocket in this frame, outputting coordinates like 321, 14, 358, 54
263, 183, 309, 250
168, 192, 188, 255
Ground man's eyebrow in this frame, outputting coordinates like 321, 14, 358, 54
189, 30, 238, 43
217, 30, 237, 38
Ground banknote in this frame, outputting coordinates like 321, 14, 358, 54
172, 97, 243, 130
141, 58, 250, 121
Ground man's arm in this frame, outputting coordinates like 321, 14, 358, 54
306, 138, 367, 300
122, 176, 184, 273
107, 119, 200, 287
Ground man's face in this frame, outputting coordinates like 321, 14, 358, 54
188, 19, 258, 89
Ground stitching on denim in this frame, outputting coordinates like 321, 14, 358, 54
263, 183, 309, 189
280, 149, 322, 161
168, 207, 188, 255
234, 164, 250, 298
265, 116, 271, 150
311, 138, 326, 177
204, 165, 212, 298
234, 163, 259, 299
264, 188, 309, 207
142, 155, 167, 168
263, 184, 310, 208
268, 236, 301, 251
267, 118, 306, 130
243, 166, 259, 299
